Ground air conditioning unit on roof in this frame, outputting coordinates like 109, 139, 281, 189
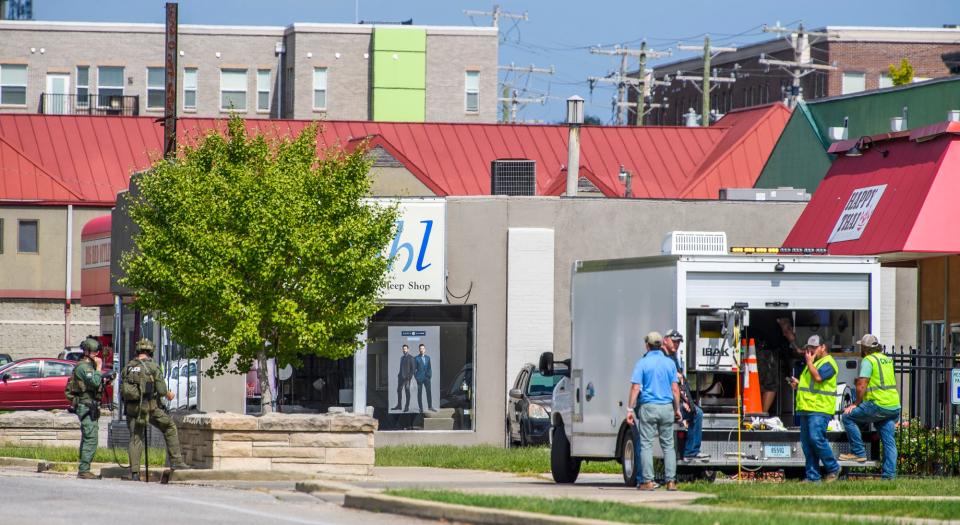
662, 231, 727, 256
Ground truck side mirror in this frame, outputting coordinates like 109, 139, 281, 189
538, 352, 554, 376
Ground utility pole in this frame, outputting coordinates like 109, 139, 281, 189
759, 22, 835, 108
498, 89, 547, 123
463, 4, 527, 28
590, 43, 670, 125
677, 35, 737, 127
497, 63, 553, 123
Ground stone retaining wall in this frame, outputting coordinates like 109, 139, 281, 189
0, 411, 81, 447
176, 412, 377, 477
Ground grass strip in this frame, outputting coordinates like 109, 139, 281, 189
376, 445, 619, 475
0, 445, 167, 467
685, 477, 960, 497
385, 489, 892, 525
697, 495, 960, 520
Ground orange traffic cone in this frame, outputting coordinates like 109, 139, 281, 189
742, 338, 765, 416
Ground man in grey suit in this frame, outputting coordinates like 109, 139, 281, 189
415, 344, 435, 412
393, 344, 415, 411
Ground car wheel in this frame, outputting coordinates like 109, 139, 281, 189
551, 422, 581, 484
520, 420, 529, 447
622, 429, 638, 486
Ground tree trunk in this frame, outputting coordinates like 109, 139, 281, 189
257, 345, 273, 414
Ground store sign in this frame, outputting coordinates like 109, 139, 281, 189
952, 368, 960, 405
373, 199, 445, 302
827, 184, 886, 243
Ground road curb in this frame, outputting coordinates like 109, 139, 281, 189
294, 479, 359, 494
342, 491, 637, 525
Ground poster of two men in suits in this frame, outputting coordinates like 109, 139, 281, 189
387, 326, 440, 414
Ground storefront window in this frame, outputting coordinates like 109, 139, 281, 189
367, 305, 475, 431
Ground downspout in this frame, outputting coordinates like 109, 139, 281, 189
64, 204, 73, 347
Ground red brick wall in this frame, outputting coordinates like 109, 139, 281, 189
825, 41, 959, 95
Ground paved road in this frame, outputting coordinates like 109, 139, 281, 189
0, 468, 433, 525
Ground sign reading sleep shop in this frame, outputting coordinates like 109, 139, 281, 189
370, 198, 446, 302
827, 184, 886, 243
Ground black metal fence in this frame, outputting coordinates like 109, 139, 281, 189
888, 345, 959, 476
39, 93, 140, 116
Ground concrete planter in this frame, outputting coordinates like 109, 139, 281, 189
175, 411, 377, 476
0, 411, 82, 447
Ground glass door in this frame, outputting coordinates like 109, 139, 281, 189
45, 74, 71, 114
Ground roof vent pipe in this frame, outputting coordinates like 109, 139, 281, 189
948, 110, 960, 122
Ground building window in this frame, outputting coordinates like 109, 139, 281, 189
97, 66, 124, 107
220, 69, 247, 111
841, 72, 866, 95
76, 66, 89, 108
0, 64, 27, 105
183, 68, 197, 110
0, 218, 4, 253
146, 67, 165, 110
256, 69, 271, 112
18, 220, 38, 253
312, 67, 327, 110
465, 70, 479, 113
878, 73, 893, 89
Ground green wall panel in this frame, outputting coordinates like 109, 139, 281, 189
755, 110, 833, 193
373, 88, 426, 122
373, 27, 426, 52
372, 51, 426, 89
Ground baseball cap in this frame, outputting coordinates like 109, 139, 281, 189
804, 334, 823, 349
645, 331, 663, 347
664, 329, 684, 342
857, 334, 880, 348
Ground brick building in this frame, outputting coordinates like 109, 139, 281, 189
642, 26, 960, 126
0, 20, 498, 122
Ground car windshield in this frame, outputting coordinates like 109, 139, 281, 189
527, 371, 565, 396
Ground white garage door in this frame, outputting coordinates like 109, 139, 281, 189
686, 272, 870, 310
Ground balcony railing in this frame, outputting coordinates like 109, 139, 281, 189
39, 93, 140, 116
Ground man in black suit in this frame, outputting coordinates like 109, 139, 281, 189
392, 344, 416, 411
415, 343, 435, 412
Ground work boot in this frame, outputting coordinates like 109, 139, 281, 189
666, 480, 678, 491
129, 472, 140, 482
170, 461, 192, 471
77, 471, 98, 480
637, 481, 658, 491
838, 453, 867, 462
823, 470, 840, 483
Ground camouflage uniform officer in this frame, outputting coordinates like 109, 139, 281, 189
122, 339, 190, 480
65, 337, 103, 480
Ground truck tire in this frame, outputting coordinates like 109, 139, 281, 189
551, 423, 581, 483
621, 430, 638, 486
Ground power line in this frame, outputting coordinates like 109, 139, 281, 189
758, 22, 837, 108
463, 4, 527, 29
589, 43, 671, 125
675, 35, 737, 126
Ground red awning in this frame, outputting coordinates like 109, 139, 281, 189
783, 127, 960, 259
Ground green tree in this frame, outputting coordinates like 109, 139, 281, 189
121, 117, 397, 413
888, 59, 914, 86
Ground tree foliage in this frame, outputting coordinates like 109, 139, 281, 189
121, 117, 397, 407
888, 59, 914, 86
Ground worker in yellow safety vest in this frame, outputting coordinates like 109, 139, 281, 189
839, 334, 901, 479
787, 334, 840, 482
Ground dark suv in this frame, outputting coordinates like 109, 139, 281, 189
507, 363, 568, 446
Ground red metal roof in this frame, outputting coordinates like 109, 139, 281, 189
783, 127, 960, 257
81, 214, 111, 238
0, 105, 789, 205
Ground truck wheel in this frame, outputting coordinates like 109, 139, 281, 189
621, 430, 638, 486
551, 423, 581, 483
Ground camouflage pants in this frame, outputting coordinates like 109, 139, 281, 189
76, 403, 99, 473
126, 404, 183, 474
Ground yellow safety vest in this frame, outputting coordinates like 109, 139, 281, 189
796, 355, 838, 414
864, 352, 900, 409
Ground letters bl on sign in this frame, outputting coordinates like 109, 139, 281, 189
827, 184, 887, 244
370, 199, 446, 302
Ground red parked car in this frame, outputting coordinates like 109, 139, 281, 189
0, 358, 79, 410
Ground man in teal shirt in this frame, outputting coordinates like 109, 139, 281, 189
839, 334, 901, 479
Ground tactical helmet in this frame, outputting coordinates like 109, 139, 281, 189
135, 338, 155, 355
80, 337, 101, 354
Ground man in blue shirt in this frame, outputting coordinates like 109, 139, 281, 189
626, 331, 682, 491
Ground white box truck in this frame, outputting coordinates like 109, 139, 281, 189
543, 248, 883, 484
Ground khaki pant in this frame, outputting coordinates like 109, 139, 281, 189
127, 403, 183, 473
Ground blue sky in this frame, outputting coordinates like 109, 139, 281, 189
35, 0, 959, 122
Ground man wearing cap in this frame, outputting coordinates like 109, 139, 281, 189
626, 331, 682, 491
787, 334, 840, 482
839, 334, 900, 479
662, 330, 708, 462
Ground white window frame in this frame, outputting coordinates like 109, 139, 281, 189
841, 72, 866, 95
465, 70, 480, 113
96, 66, 125, 108
146, 67, 165, 111
878, 73, 893, 90
0, 64, 27, 106
256, 69, 271, 112
312, 67, 327, 111
220, 68, 247, 112
76, 66, 89, 108
183, 68, 197, 111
